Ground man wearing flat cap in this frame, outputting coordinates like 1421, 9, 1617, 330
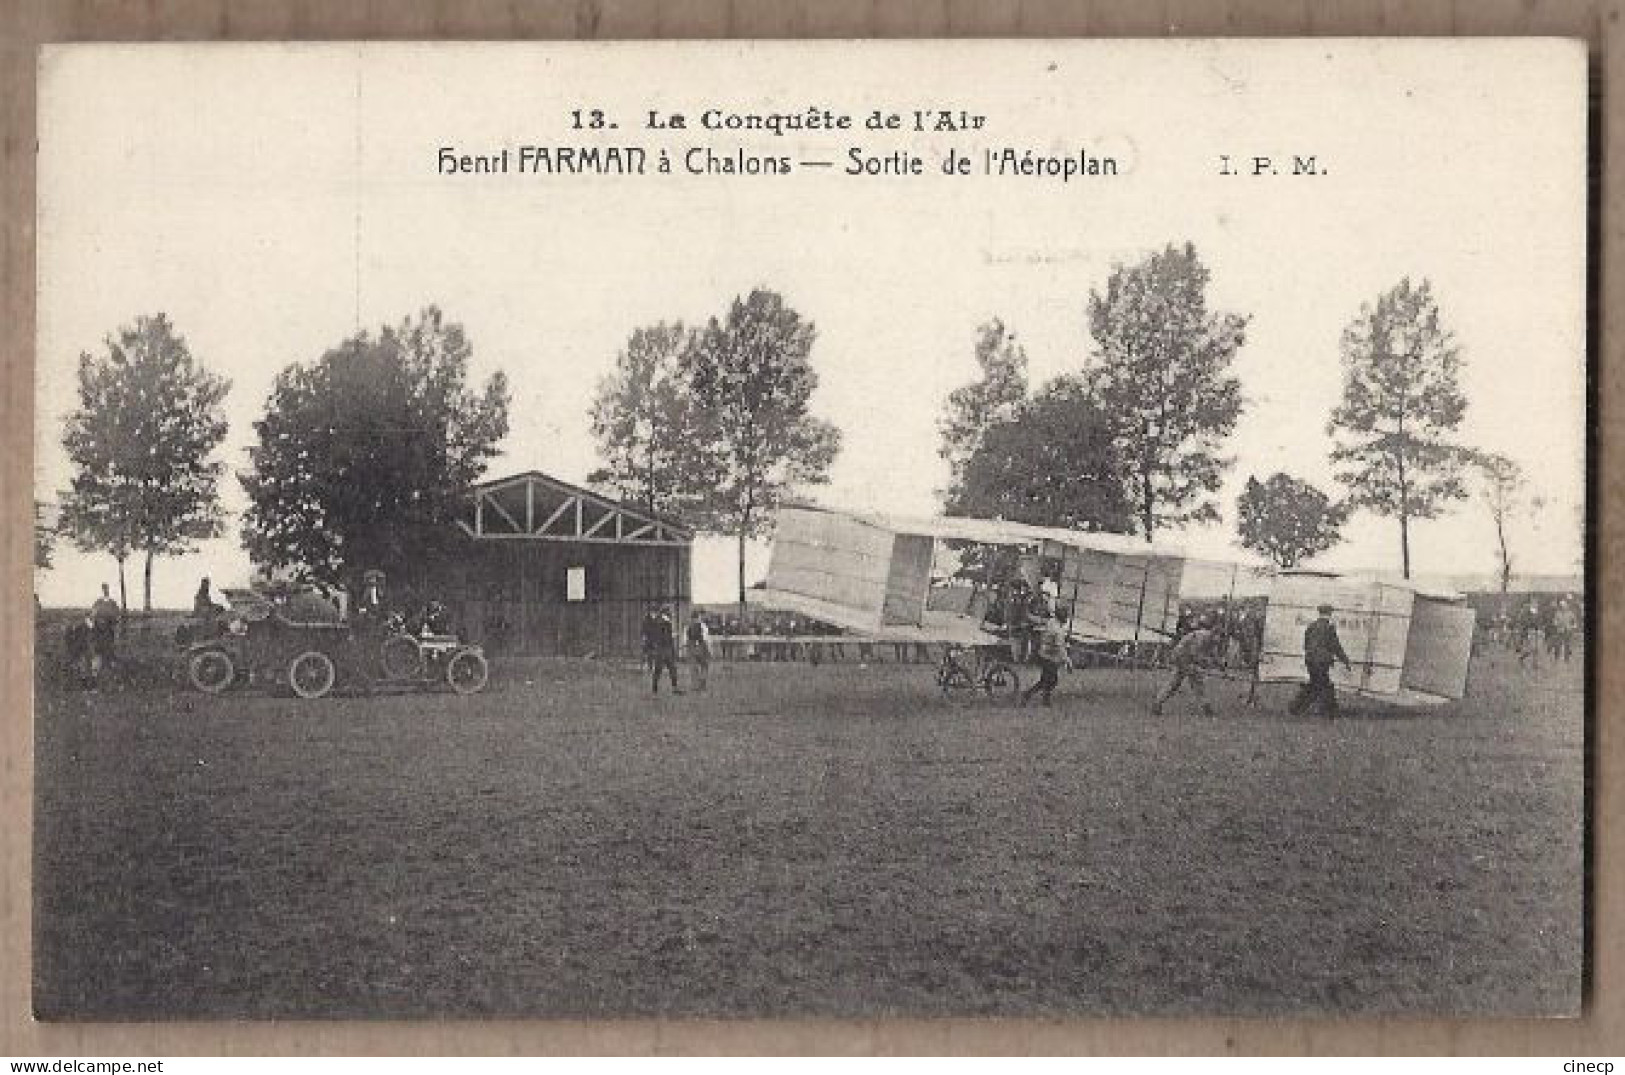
1290, 603, 1353, 718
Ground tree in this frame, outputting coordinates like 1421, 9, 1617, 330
240, 306, 510, 591
587, 322, 716, 516
59, 486, 135, 609
939, 319, 1028, 499
34, 500, 56, 571
1085, 242, 1247, 541
683, 289, 842, 607
1236, 473, 1349, 570
59, 314, 230, 611
1328, 277, 1468, 578
1474, 452, 1538, 593
947, 376, 1131, 533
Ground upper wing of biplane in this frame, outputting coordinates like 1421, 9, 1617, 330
751, 505, 1187, 645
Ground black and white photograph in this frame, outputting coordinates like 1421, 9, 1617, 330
30, 39, 1587, 1020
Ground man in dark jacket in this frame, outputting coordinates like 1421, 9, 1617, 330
89, 583, 121, 677
642, 605, 682, 695
1289, 603, 1353, 717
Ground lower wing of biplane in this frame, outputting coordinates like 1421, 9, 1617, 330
749, 505, 1186, 647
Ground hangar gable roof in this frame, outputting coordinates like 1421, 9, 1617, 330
461, 470, 693, 546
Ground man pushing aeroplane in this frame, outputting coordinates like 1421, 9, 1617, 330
1287, 603, 1354, 719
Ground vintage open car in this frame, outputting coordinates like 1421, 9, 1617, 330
182, 585, 489, 699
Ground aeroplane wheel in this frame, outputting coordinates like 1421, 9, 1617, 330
187, 649, 235, 694
984, 664, 1021, 699
445, 649, 489, 695
380, 633, 422, 680
288, 650, 336, 699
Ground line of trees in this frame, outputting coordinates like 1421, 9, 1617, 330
935, 248, 1540, 585
49, 290, 841, 612
49, 307, 512, 608
45, 265, 1546, 608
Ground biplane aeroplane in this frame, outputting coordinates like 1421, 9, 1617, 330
750, 505, 1187, 647
751, 506, 1479, 708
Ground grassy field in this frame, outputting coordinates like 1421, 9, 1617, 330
32, 641, 1583, 1019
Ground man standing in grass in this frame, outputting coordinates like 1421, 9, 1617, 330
643, 604, 682, 696
1020, 608, 1072, 708
1516, 597, 1544, 667
686, 609, 712, 692
89, 583, 121, 679
640, 607, 660, 673
1289, 603, 1353, 718
1152, 613, 1218, 717
1551, 596, 1579, 663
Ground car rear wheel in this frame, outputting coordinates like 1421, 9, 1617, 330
288, 650, 336, 699
445, 649, 489, 695
187, 649, 235, 694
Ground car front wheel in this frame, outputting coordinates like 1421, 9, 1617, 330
187, 649, 235, 694
445, 649, 489, 695
288, 650, 336, 700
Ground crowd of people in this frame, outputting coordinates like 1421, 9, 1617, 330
1480, 594, 1582, 665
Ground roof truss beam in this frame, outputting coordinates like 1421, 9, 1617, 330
465, 472, 693, 544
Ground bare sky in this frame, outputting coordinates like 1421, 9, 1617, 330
36, 40, 1587, 607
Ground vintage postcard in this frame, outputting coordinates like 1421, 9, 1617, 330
32, 40, 1586, 1018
